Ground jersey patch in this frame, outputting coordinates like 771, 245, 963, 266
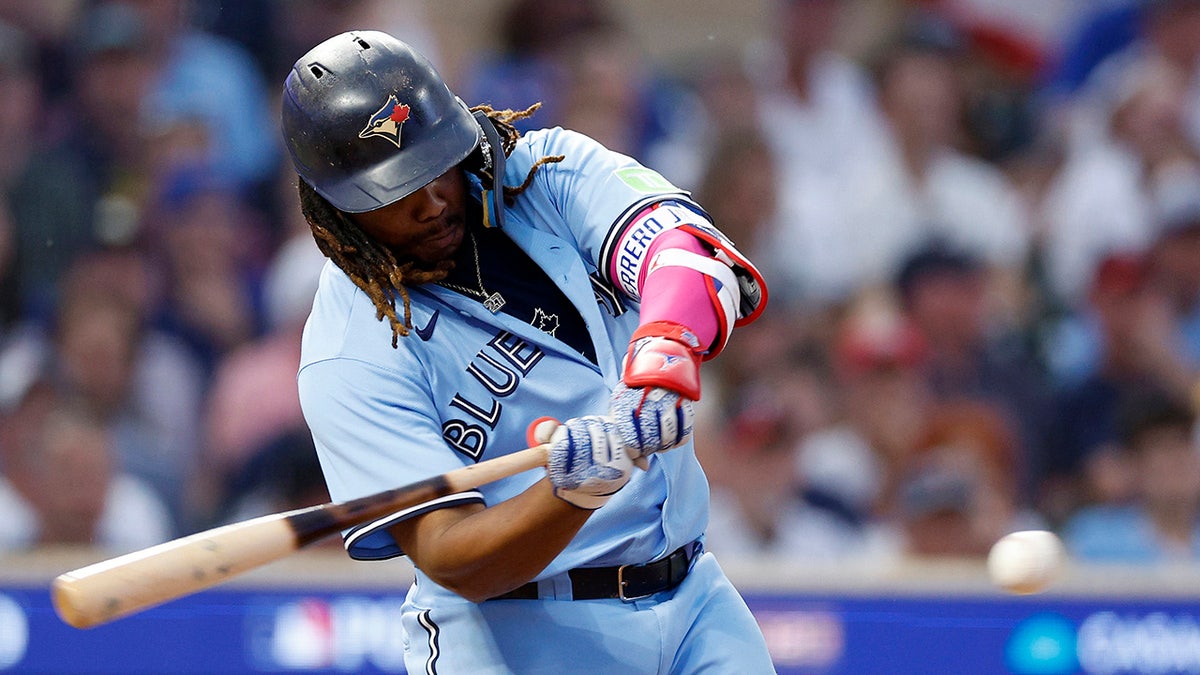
614, 167, 679, 194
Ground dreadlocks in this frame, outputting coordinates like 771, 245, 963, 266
297, 103, 564, 347
470, 103, 566, 204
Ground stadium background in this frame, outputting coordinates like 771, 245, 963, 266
2, 0, 1200, 667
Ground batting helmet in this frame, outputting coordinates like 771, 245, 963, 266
282, 31, 505, 218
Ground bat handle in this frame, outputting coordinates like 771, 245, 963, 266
442, 443, 549, 492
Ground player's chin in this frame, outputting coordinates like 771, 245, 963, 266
414, 221, 465, 264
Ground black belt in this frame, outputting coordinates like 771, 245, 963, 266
490, 542, 699, 602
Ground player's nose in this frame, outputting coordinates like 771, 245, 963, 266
407, 178, 451, 223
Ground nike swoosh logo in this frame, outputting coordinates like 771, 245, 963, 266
415, 309, 440, 341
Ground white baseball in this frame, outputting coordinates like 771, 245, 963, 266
987, 530, 1065, 595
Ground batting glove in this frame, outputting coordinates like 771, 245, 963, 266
610, 322, 699, 460
546, 415, 633, 510
610, 383, 695, 461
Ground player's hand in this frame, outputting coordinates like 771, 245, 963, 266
611, 327, 699, 459
546, 415, 633, 510
609, 382, 695, 461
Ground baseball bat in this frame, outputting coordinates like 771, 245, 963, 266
52, 443, 549, 629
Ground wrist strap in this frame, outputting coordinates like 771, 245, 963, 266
630, 321, 703, 353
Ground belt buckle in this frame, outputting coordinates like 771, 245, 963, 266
617, 564, 652, 602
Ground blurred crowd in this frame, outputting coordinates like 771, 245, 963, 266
1, 0, 1199, 569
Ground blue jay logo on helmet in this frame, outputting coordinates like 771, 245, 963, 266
281, 30, 485, 213
359, 95, 411, 148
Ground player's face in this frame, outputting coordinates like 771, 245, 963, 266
351, 168, 468, 266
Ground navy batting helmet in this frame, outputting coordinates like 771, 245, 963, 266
282, 31, 505, 217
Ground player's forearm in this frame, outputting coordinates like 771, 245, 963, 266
397, 478, 591, 602
637, 229, 721, 350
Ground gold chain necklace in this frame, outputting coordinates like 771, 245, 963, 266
438, 230, 506, 313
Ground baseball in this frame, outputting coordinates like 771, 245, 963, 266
987, 530, 1065, 595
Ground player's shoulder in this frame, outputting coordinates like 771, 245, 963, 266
513, 126, 606, 160
517, 125, 577, 144
300, 261, 424, 368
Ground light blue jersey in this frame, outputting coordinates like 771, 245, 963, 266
298, 127, 774, 673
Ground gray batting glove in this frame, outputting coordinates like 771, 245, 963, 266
609, 382, 695, 464
546, 415, 633, 510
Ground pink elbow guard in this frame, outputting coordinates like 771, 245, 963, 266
605, 200, 769, 362
637, 229, 727, 357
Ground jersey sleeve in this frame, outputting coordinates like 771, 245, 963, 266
298, 356, 483, 561
505, 128, 767, 324
505, 128, 699, 288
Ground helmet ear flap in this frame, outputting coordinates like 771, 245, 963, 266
473, 110, 507, 229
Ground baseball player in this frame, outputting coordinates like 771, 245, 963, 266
282, 31, 774, 673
